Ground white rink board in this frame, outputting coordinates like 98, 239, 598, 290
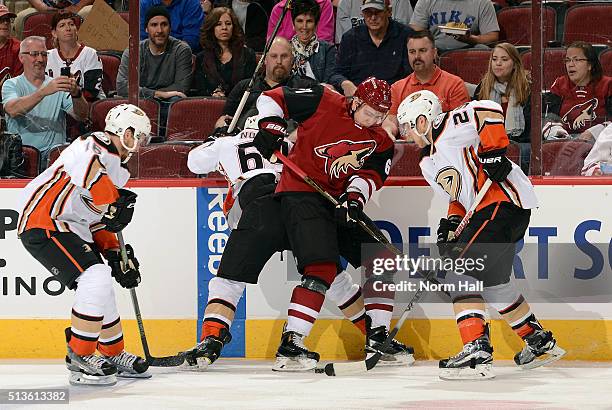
0, 187, 198, 319
246, 184, 612, 319
1, 183, 611, 320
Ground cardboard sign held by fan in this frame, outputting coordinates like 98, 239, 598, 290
79, 0, 128, 52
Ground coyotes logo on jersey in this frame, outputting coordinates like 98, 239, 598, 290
315, 140, 377, 179
562, 98, 598, 131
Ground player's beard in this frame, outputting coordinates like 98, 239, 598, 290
270, 65, 289, 83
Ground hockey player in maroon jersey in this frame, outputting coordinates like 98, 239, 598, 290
397, 90, 565, 380
253, 77, 413, 371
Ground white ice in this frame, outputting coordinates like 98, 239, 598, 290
1, 359, 611, 409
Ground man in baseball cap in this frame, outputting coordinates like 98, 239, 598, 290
0, 5, 22, 93
361, 0, 390, 11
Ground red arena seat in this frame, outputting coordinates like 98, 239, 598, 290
135, 143, 197, 178
165, 98, 226, 141
497, 6, 556, 46
439, 49, 491, 85
542, 140, 593, 176
563, 3, 612, 46
390, 142, 422, 177
21, 145, 40, 178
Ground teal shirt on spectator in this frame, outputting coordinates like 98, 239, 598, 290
2, 75, 73, 156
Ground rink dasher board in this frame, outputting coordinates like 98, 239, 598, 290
0, 179, 611, 359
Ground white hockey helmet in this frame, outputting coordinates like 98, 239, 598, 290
104, 104, 152, 162
396, 90, 442, 145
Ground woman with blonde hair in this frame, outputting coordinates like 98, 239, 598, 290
475, 42, 531, 144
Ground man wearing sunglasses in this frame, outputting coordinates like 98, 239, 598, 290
2, 35, 88, 169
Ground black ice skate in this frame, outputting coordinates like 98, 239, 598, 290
103, 351, 151, 378
439, 329, 494, 380
514, 329, 566, 370
183, 328, 232, 370
366, 320, 415, 366
272, 329, 320, 372
65, 328, 117, 386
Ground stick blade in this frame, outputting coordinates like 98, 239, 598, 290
325, 360, 368, 376
147, 353, 186, 367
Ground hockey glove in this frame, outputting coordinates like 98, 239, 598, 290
207, 125, 241, 142
101, 189, 137, 233
253, 116, 287, 160
542, 122, 570, 140
335, 192, 364, 228
479, 149, 513, 182
436, 215, 462, 257
105, 244, 141, 289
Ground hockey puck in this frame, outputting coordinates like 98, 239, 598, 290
0, 259, 5, 267
324, 363, 336, 376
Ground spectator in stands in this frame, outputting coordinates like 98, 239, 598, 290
2, 36, 87, 165
14, 0, 93, 40
215, 36, 317, 130
335, 0, 413, 44
475, 43, 531, 143
581, 122, 612, 176
192, 7, 256, 97
336, 0, 414, 96
140, 0, 204, 52
383, 30, 468, 140
543, 42, 612, 140
475, 43, 531, 172
204, 0, 270, 52
267, 0, 334, 44
46, 12, 104, 102
409, 0, 499, 55
289, 0, 344, 90
0, 6, 22, 84
117, 6, 192, 101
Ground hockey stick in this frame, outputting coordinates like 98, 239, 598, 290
273, 150, 404, 257
226, 0, 293, 133
118, 232, 186, 367
323, 178, 493, 376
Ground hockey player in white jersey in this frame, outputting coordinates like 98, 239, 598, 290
183, 118, 409, 370
18, 104, 152, 386
397, 91, 565, 380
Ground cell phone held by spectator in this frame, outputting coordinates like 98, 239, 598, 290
60, 66, 71, 77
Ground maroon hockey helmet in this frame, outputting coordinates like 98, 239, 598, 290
354, 77, 392, 113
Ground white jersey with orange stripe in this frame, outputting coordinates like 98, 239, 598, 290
420, 100, 538, 214
17, 132, 129, 242
187, 129, 291, 196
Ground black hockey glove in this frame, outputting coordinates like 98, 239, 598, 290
436, 215, 462, 257
335, 192, 364, 228
105, 244, 141, 289
253, 116, 287, 160
479, 149, 512, 182
207, 125, 241, 143
101, 189, 137, 233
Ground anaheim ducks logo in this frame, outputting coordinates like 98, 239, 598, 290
562, 98, 598, 131
435, 167, 462, 202
315, 140, 377, 178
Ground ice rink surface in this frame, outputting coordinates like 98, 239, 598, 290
1, 359, 611, 409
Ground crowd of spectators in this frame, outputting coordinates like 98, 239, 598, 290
0, 0, 611, 178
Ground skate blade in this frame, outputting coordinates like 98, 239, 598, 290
69, 371, 117, 386
117, 370, 152, 379
179, 357, 212, 372
439, 364, 495, 380
272, 356, 318, 372
520, 345, 566, 370
375, 353, 415, 367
